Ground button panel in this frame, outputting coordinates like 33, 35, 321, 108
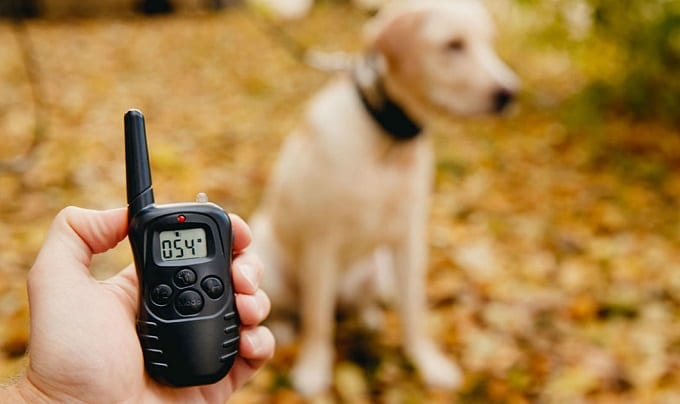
148, 267, 229, 317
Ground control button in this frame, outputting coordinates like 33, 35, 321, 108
175, 268, 197, 287
150, 284, 172, 306
201, 276, 224, 299
175, 290, 203, 315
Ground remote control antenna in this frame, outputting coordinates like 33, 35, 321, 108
125, 109, 155, 217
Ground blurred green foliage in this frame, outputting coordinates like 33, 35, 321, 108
518, 0, 679, 127
587, 0, 679, 126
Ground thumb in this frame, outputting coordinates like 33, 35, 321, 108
29, 207, 128, 284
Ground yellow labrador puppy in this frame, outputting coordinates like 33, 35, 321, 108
250, 0, 519, 396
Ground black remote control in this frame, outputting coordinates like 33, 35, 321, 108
125, 109, 239, 387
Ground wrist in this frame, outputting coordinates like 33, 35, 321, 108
0, 385, 21, 404
1, 382, 25, 404
2, 376, 44, 404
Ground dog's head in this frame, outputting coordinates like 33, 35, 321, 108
364, 0, 519, 117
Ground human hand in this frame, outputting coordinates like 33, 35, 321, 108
7, 206, 274, 403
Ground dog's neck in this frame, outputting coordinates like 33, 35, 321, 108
353, 52, 423, 141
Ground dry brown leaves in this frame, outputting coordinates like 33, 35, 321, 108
0, 2, 678, 402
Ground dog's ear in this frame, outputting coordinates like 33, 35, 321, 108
367, 11, 427, 77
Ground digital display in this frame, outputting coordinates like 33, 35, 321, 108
159, 228, 207, 261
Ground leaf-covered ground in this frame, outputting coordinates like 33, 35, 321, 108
1, 2, 679, 402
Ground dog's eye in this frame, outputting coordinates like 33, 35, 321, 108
446, 39, 465, 52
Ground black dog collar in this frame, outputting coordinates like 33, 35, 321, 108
353, 54, 423, 141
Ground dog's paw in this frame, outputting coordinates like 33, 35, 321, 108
291, 343, 334, 396
409, 340, 464, 390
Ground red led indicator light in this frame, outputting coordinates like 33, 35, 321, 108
177, 215, 186, 223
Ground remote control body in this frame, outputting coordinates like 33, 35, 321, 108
125, 109, 239, 386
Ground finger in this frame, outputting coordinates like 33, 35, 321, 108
30, 207, 128, 281
229, 213, 251, 253
103, 264, 139, 312
239, 326, 275, 363
226, 326, 275, 392
232, 252, 263, 295
235, 289, 271, 327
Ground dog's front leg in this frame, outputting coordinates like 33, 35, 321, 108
392, 213, 463, 390
291, 239, 339, 396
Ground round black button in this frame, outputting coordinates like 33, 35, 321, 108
175, 268, 197, 287
201, 277, 224, 299
175, 290, 203, 315
150, 284, 172, 306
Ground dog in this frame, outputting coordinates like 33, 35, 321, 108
249, 0, 388, 20
249, 0, 519, 396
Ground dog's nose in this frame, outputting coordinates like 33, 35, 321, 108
493, 88, 515, 113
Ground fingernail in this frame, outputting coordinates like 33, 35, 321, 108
240, 263, 258, 290
244, 328, 263, 354
251, 293, 264, 320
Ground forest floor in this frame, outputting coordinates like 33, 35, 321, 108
0, 2, 679, 402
